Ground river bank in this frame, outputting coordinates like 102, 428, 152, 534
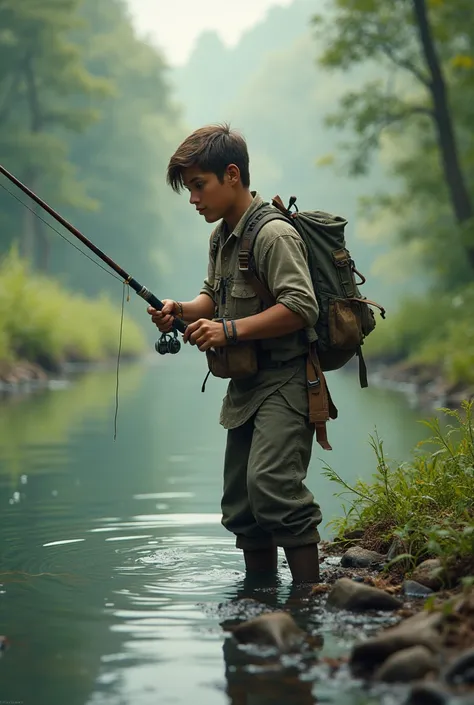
4, 349, 474, 405
0, 354, 142, 396
225, 542, 474, 705
0, 250, 146, 396
368, 357, 474, 411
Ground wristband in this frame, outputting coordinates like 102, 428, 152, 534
175, 301, 184, 318
222, 318, 238, 345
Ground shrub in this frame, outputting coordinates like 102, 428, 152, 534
324, 401, 474, 569
0, 249, 145, 366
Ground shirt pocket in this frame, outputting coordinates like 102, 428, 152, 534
230, 279, 261, 319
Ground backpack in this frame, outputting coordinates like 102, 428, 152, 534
213, 195, 385, 388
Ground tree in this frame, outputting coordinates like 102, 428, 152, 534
313, 0, 474, 269
0, 0, 108, 269
49, 0, 194, 300
412, 0, 472, 234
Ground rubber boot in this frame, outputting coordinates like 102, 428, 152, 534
284, 543, 320, 584
243, 546, 278, 574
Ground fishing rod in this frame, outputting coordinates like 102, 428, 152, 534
0, 163, 187, 352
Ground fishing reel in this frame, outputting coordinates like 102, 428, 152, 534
155, 329, 181, 355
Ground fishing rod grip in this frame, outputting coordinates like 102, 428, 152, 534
145, 292, 187, 334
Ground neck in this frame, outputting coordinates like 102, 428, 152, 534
224, 189, 254, 232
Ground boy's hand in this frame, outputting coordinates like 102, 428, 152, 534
184, 319, 226, 351
147, 299, 177, 333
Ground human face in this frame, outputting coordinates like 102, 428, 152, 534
182, 165, 236, 224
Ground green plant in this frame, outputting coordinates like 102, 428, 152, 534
0, 248, 146, 366
427, 520, 474, 564
324, 402, 474, 564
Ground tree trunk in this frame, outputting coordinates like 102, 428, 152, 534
23, 54, 49, 272
412, 0, 474, 268
0, 58, 26, 126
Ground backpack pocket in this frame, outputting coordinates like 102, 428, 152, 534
328, 298, 364, 350
360, 301, 376, 337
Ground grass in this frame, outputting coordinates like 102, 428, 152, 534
0, 248, 146, 370
324, 401, 474, 578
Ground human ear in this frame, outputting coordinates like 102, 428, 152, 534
226, 164, 240, 185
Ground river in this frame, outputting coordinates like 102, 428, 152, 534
0, 349, 433, 705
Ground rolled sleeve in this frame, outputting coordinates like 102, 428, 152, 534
261, 233, 318, 327
199, 233, 218, 303
199, 278, 216, 303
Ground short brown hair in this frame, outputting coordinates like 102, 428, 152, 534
167, 123, 250, 193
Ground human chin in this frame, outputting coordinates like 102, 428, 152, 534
203, 210, 222, 223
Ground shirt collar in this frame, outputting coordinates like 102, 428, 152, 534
219, 191, 264, 240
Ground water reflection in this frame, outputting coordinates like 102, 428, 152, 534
0, 356, 432, 704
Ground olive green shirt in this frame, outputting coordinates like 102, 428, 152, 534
200, 192, 318, 429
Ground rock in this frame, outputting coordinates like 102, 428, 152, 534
411, 559, 446, 591
343, 529, 364, 541
404, 682, 449, 705
386, 537, 413, 572
341, 546, 386, 569
397, 609, 444, 632
373, 645, 438, 683
403, 580, 435, 598
326, 577, 402, 612
231, 612, 305, 652
443, 647, 474, 685
350, 611, 442, 677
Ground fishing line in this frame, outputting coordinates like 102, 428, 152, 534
0, 180, 122, 281
0, 176, 129, 439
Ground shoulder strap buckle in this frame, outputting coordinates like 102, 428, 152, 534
238, 250, 250, 272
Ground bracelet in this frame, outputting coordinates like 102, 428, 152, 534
175, 301, 184, 318
222, 318, 238, 345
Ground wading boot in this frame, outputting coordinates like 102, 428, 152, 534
284, 543, 320, 584
243, 546, 278, 574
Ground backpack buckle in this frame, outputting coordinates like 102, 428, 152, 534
238, 250, 250, 272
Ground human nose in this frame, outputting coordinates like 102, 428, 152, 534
189, 190, 199, 205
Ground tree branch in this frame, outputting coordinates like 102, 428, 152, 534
382, 105, 434, 125
344, 104, 434, 176
379, 41, 431, 87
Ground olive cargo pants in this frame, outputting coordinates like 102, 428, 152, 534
221, 381, 322, 550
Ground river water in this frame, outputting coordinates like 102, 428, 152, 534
0, 350, 433, 705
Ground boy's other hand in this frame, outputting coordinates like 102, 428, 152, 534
147, 299, 177, 332
183, 319, 226, 351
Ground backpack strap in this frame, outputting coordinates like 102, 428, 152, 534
307, 343, 338, 451
210, 227, 220, 262
209, 207, 288, 307
356, 346, 368, 388
238, 207, 291, 308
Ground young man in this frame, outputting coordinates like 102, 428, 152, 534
148, 123, 321, 583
